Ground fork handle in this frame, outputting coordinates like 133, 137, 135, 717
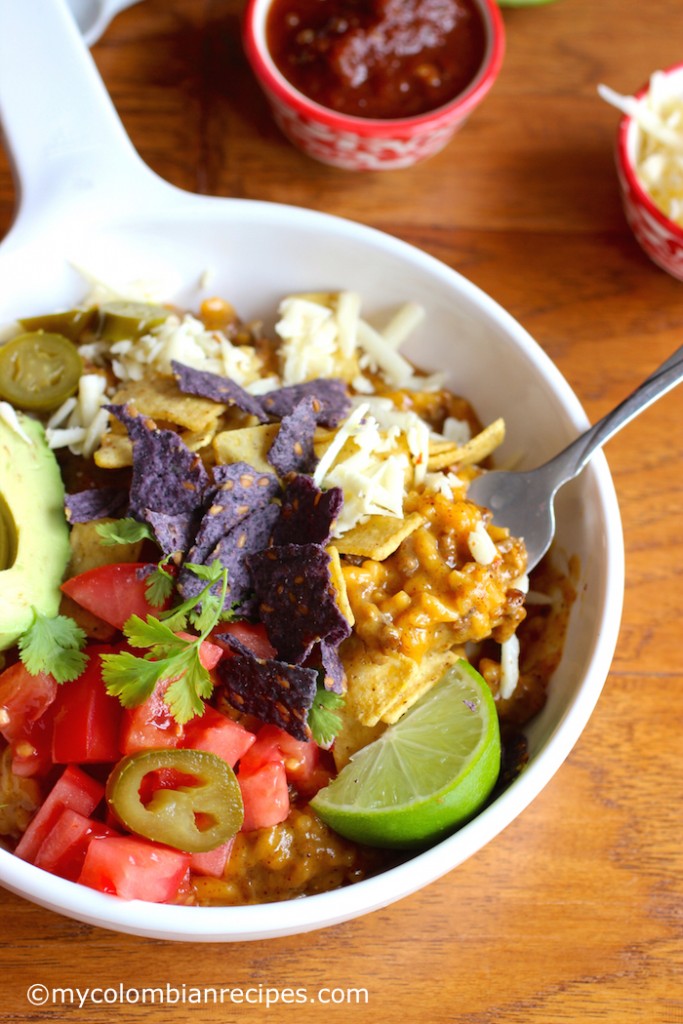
546, 344, 683, 486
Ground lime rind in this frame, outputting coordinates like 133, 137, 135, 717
311, 660, 501, 848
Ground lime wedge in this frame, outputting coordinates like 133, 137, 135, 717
311, 660, 501, 848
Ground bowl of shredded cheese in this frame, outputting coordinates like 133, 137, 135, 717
599, 63, 683, 281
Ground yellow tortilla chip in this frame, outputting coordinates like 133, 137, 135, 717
213, 424, 280, 474
380, 648, 460, 724
341, 636, 421, 727
180, 426, 218, 452
341, 634, 464, 727
427, 418, 505, 471
111, 377, 224, 433
428, 438, 459, 455
332, 708, 385, 771
94, 432, 132, 469
327, 545, 354, 626
333, 511, 424, 561
67, 519, 143, 575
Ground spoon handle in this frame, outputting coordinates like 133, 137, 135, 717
546, 344, 683, 486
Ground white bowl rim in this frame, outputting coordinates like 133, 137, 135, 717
0, 199, 626, 941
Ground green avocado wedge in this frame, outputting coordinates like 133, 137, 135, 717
0, 409, 71, 650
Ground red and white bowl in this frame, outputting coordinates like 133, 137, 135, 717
615, 62, 683, 281
243, 0, 505, 171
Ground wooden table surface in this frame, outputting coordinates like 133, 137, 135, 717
1, 0, 682, 1020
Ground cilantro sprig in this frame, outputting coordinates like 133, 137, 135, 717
18, 609, 89, 684
308, 684, 345, 747
95, 518, 154, 547
101, 560, 230, 725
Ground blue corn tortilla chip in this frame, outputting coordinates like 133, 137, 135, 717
190, 462, 280, 564
248, 543, 352, 664
143, 509, 197, 556
106, 404, 209, 519
273, 474, 343, 546
319, 640, 345, 694
267, 397, 318, 477
65, 486, 128, 523
215, 632, 317, 741
178, 502, 280, 617
171, 360, 268, 422
260, 378, 350, 428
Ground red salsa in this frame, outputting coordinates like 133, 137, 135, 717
266, 0, 487, 120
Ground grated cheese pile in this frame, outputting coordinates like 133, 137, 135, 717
599, 73, 683, 227
39, 290, 457, 525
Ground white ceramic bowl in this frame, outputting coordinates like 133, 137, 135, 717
69, 0, 141, 45
0, 0, 625, 940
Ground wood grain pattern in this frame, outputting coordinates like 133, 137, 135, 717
0, 0, 682, 1020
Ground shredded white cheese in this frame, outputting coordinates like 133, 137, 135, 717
313, 403, 412, 534
101, 314, 263, 386
442, 417, 472, 445
499, 634, 520, 700
467, 520, 498, 566
599, 74, 683, 226
46, 373, 109, 457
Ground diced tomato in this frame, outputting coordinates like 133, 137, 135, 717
237, 761, 289, 832
10, 704, 56, 778
51, 646, 123, 764
33, 808, 119, 882
176, 634, 224, 671
188, 839, 234, 879
78, 835, 191, 902
0, 661, 57, 742
119, 681, 184, 755
210, 621, 276, 661
15, 765, 104, 863
238, 724, 331, 798
60, 563, 167, 631
183, 706, 255, 767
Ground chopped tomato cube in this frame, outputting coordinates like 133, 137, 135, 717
61, 563, 168, 631
237, 761, 289, 831
0, 661, 57, 742
119, 681, 184, 755
175, 634, 224, 671
182, 707, 255, 767
51, 646, 123, 764
238, 724, 332, 798
210, 621, 277, 660
10, 704, 56, 778
188, 839, 234, 878
14, 765, 104, 863
33, 808, 119, 881
78, 836, 191, 902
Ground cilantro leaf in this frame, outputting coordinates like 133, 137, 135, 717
188, 593, 223, 634
145, 562, 176, 608
183, 558, 224, 583
101, 651, 165, 707
163, 648, 214, 724
96, 518, 154, 546
308, 685, 345, 747
122, 614, 187, 655
101, 565, 230, 725
18, 610, 88, 684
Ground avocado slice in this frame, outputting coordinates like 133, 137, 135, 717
0, 409, 71, 650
